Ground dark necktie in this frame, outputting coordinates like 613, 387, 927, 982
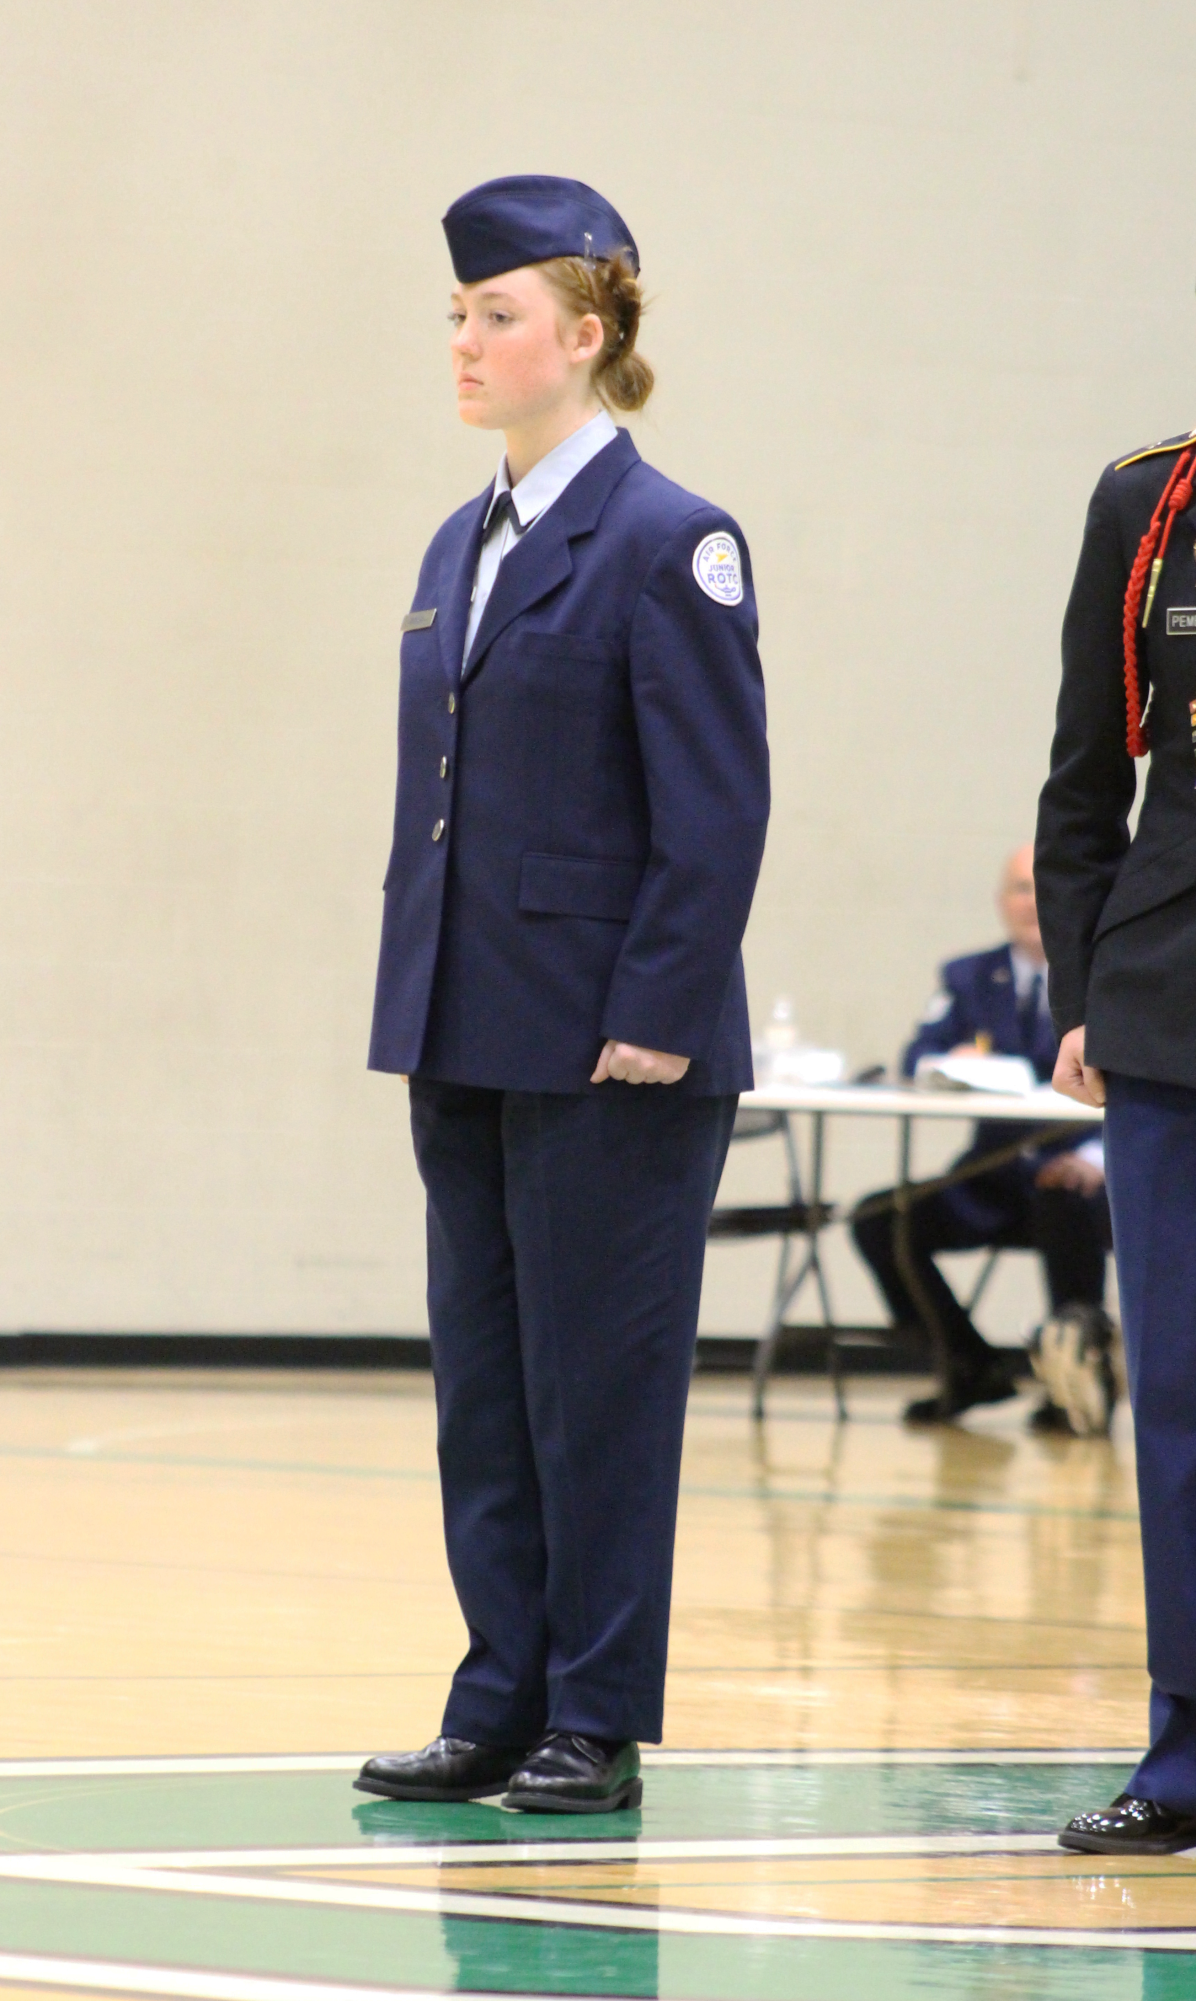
1018, 970, 1044, 1053
487, 490, 527, 543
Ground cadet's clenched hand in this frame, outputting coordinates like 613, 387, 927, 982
1053, 1025, 1106, 1107
591, 1041, 691, 1086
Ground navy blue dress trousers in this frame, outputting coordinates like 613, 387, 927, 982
1104, 1073, 1196, 1813
411, 1078, 737, 1744
369, 428, 769, 1745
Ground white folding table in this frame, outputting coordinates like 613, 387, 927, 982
727, 1081, 1104, 1416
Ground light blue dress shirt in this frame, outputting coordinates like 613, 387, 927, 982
463, 409, 618, 664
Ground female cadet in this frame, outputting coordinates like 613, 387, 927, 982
356, 177, 769, 1813
1038, 427, 1196, 1855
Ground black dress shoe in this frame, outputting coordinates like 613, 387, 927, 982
904, 1351, 1020, 1425
1059, 1792, 1196, 1855
354, 1736, 526, 1802
502, 1732, 642, 1814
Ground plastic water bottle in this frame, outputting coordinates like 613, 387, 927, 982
754, 997, 847, 1088
764, 997, 798, 1056
752, 996, 796, 1082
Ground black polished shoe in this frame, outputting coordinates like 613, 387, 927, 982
354, 1736, 526, 1802
1059, 1792, 1196, 1855
903, 1351, 1021, 1425
502, 1732, 642, 1814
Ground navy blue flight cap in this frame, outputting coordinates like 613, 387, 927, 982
442, 175, 639, 284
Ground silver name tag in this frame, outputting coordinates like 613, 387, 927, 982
401, 608, 437, 632
1167, 607, 1196, 636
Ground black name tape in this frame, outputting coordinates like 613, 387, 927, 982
1167, 607, 1196, 636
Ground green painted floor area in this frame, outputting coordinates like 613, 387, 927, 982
0, 1758, 1138, 1854
0, 1760, 1183, 2001
0, 1873, 1179, 2000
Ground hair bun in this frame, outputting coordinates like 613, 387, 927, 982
540, 250, 654, 413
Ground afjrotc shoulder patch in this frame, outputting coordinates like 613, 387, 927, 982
692, 532, 743, 605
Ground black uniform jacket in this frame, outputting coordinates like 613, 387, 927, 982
1036, 430, 1196, 1088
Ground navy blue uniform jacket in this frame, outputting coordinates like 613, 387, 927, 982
1037, 433, 1196, 1088
368, 429, 770, 1094
902, 945, 1057, 1084
903, 944, 1082, 1175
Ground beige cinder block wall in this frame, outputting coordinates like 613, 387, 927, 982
0, 0, 1190, 1334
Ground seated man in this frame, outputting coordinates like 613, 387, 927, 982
852, 844, 1112, 1426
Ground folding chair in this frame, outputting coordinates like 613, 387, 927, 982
706, 1106, 843, 1418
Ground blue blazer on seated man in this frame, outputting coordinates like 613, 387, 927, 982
368, 425, 766, 1096
852, 844, 1111, 1428
904, 942, 1059, 1081
903, 939, 1067, 1229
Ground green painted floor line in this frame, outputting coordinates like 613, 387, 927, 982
661, 1662, 1145, 1674
0, 1445, 439, 1483
0, 1661, 1148, 1686
0, 1559, 1144, 1636
680, 1479, 1140, 1520
0, 1674, 442, 1685
0, 1441, 1140, 1521
0, 1550, 436, 1587
0, 1878, 1178, 2001
781, 1604, 1145, 1634
0, 1941, 1169, 2001
0, 1760, 1179, 2001
688, 1397, 910, 1425
0, 1760, 1142, 1855
5, 1852, 1196, 1954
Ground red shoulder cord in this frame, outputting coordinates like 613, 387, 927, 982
1123, 448, 1196, 754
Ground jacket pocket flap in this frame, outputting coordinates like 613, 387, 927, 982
519, 852, 642, 921
1094, 831, 1196, 939
517, 629, 613, 663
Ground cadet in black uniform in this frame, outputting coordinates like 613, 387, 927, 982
1038, 427, 1196, 1854
355, 177, 769, 1813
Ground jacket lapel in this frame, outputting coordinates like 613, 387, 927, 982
437, 488, 491, 689
461, 430, 639, 685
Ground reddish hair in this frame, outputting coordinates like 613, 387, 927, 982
539, 250, 654, 413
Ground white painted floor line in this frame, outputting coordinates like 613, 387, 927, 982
2, 1832, 1196, 1944
0, 1951, 578, 2001
0, 1748, 1143, 1778
0, 1862, 1191, 1951
645, 1748, 1142, 1767
0, 1756, 370, 1778
0, 1833, 1071, 1874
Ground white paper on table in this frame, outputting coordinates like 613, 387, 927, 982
914, 1053, 1037, 1097
754, 1046, 847, 1086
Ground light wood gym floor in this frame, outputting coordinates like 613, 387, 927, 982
0, 1366, 1182, 2001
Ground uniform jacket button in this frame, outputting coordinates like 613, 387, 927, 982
432, 818, 445, 842
447, 693, 456, 714
440, 757, 449, 779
